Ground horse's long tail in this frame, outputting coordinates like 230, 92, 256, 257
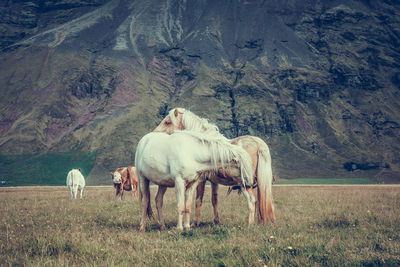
256, 146, 275, 224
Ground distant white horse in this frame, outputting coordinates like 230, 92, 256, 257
66, 168, 85, 199
135, 131, 253, 231
154, 108, 276, 226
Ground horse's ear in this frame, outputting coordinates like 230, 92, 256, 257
174, 108, 179, 118
78, 168, 81, 172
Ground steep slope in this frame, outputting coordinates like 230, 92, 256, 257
0, 0, 399, 184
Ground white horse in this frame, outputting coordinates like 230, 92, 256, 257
153, 108, 275, 226
66, 168, 85, 199
135, 131, 253, 231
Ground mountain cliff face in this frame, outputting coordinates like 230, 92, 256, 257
1, 0, 399, 184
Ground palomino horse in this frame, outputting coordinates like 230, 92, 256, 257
66, 168, 85, 199
153, 108, 275, 226
135, 131, 253, 231
111, 166, 138, 200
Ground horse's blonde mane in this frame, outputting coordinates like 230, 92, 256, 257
177, 130, 253, 186
171, 108, 222, 138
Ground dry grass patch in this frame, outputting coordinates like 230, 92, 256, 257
0, 185, 399, 266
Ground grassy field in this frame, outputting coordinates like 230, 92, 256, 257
0, 185, 399, 266
278, 178, 377, 185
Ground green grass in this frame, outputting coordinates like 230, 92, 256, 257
278, 177, 377, 185
0, 185, 399, 266
0, 151, 96, 186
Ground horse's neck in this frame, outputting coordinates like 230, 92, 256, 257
183, 112, 218, 133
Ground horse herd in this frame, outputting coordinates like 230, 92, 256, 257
66, 108, 275, 231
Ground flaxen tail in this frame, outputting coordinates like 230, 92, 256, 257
256, 146, 275, 224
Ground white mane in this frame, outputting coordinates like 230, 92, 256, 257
170, 108, 223, 139
176, 130, 253, 186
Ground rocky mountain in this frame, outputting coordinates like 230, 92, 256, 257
1, 0, 399, 185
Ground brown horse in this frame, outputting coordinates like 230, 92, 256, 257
111, 166, 139, 200
153, 108, 275, 227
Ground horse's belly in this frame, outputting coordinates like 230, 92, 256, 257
207, 168, 242, 186
149, 177, 175, 187
208, 176, 238, 186
140, 156, 175, 187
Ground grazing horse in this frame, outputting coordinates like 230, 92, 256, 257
66, 168, 85, 199
153, 108, 275, 226
111, 166, 138, 200
135, 131, 253, 231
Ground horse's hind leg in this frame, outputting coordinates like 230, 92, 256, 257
183, 180, 200, 230
139, 177, 151, 232
242, 187, 256, 226
192, 180, 206, 227
80, 187, 84, 199
211, 182, 220, 224
155, 186, 167, 230
174, 178, 185, 230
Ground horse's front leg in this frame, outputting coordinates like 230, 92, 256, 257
119, 189, 124, 200
183, 180, 200, 230
155, 185, 168, 230
120, 181, 126, 201
73, 187, 78, 199
174, 178, 185, 230
79, 187, 84, 199
192, 180, 206, 227
242, 187, 256, 226
139, 177, 151, 232
115, 186, 120, 200
211, 182, 220, 224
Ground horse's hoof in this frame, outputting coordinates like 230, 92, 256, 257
139, 226, 146, 232
214, 218, 220, 225
191, 222, 198, 228
176, 226, 184, 231
159, 225, 166, 231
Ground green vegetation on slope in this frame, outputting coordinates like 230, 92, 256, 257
0, 151, 96, 186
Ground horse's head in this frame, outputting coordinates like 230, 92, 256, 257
153, 108, 185, 134
111, 171, 122, 184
